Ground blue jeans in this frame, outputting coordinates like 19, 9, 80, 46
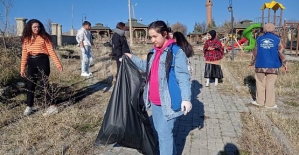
81, 46, 93, 74
151, 103, 177, 155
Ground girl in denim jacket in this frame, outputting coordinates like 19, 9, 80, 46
125, 20, 192, 155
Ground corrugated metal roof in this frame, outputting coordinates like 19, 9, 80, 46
124, 18, 148, 28
90, 23, 111, 30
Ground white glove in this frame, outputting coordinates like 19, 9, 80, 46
119, 58, 122, 62
181, 101, 192, 115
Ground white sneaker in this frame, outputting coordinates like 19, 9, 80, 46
88, 72, 92, 76
250, 101, 261, 106
43, 107, 58, 116
265, 105, 278, 109
24, 106, 33, 116
215, 78, 218, 86
81, 72, 90, 77
205, 79, 210, 87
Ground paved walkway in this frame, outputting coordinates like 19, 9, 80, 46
99, 55, 249, 155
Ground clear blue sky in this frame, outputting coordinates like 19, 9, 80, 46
4, 0, 299, 33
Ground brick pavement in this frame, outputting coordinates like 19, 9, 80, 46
97, 55, 249, 155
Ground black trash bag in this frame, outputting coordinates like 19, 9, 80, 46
94, 55, 157, 155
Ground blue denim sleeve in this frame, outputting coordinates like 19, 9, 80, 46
131, 55, 147, 72
174, 49, 191, 101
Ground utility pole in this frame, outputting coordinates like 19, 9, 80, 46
128, 0, 133, 46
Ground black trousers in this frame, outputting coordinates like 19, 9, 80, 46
115, 59, 121, 78
26, 55, 51, 107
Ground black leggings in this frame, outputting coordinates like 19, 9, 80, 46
26, 55, 51, 107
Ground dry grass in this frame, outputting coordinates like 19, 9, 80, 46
0, 43, 154, 154
0, 90, 110, 154
222, 51, 299, 154
239, 112, 286, 155
221, 53, 255, 87
267, 111, 299, 151
216, 74, 239, 95
222, 52, 299, 97
220, 53, 287, 154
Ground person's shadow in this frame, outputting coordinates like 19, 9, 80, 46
218, 143, 240, 155
174, 80, 205, 155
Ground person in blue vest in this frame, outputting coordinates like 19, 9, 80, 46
125, 20, 192, 155
249, 23, 287, 108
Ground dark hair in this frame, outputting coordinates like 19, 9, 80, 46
21, 19, 52, 43
173, 31, 194, 57
148, 20, 171, 37
208, 30, 217, 40
82, 21, 91, 26
116, 22, 126, 30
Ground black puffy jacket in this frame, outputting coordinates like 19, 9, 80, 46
111, 33, 130, 59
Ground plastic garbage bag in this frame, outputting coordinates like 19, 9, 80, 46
94, 55, 157, 155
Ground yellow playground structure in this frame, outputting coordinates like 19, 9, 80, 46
260, 0, 285, 26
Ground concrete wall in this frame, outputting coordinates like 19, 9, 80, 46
51, 35, 76, 47
16, 18, 77, 47
51, 35, 57, 47
62, 35, 77, 46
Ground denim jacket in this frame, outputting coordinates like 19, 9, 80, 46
131, 45, 191, 120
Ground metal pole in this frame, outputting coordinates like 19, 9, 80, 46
231, 9, 234, 61
128, 0, 133, 46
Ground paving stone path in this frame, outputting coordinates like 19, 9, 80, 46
98, 55, 249, 155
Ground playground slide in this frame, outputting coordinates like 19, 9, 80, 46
242, 23, 262, 51
227, 38, 247, 50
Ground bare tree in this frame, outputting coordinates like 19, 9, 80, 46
200, 21, 207, 33
0, 0, 13, 52
46, 19, 53, 34
218, 20, 239, 34
193, 22, 203, 33
206, 18, 218, 32
171, 22, 187, 35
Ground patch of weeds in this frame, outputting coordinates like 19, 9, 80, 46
73, 118, 103, 132
284, 100, 299, 107
267, 112, 299, 151
190, 132, 194, 142
238, 113, 285, 154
